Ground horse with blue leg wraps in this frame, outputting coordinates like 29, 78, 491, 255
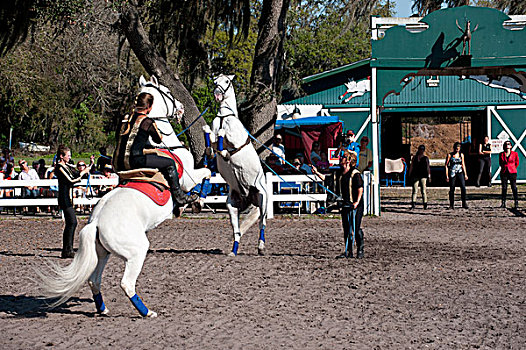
203, 74, 268, 256
36, 76, 211, 317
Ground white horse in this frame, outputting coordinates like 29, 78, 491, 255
138, 75, 212, 211
36, 76, 211, 317
203, 74, 268, 256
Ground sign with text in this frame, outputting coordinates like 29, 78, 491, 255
491, 138, 508, 154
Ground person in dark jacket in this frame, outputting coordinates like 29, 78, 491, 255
55, 145, 94, 258
499, 140, 520, 209
338, 149, 364, 259
408, 145, 431, 209
113, 92, 198, 214
476, 136, 492, 187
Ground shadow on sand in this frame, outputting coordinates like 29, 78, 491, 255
0, 295, 94, 318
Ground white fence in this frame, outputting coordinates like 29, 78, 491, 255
0, 172, 374, 217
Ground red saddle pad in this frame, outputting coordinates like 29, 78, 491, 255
119, 181, 171, 206
158, 149, 184, 179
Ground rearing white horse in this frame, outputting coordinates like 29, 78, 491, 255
36, 76, 211, 317
203, 74, 268, 256
138, 76, 212, 212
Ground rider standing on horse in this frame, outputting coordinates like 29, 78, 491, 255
114, 92, 198, 213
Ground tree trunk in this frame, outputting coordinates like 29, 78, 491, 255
240, 0, 290, 157
119, 0, 205, 164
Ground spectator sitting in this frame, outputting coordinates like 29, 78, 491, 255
73, 161, 90, 204
18, 159, 41, 213
266, 154, 284, 174
296, 154, 312, 175
316, 151, 331, 173
310, 141, 322, 165
1, 163, 17, 198
98, 164, 118, 196
4, 162, 17, 180
271, 134, 286, 165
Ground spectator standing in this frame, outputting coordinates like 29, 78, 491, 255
499, 140, 519, 209
408, 145, 431, 210
94, 146, 113, 174
55, 145, 94, 258
271, 134, 286, 165
358, 136, 373, 172
1, 148, 14, 170
445, 142, 469, 209
337, 149, 364, 259
342, 130, 360, 160
37, 159, 47, 179
476, 136, 492, 187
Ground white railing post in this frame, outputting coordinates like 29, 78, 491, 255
266, 172, 275, 219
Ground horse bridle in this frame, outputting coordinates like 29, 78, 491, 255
140, 83, 179, 136
213, 76, 233, 99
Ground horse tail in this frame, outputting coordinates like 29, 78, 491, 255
36, 221, 99, 308
240, 205, 260, 236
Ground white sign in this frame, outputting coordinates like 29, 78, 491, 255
491, 138, 507, 153
497, 131, 510, 140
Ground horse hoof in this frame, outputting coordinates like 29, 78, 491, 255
192, 201, 203, 214
147, 310, 158, 318
99, 308, 110, 316
258, 240, 265, 256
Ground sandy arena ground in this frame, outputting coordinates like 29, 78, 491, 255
0, 187, 524, 349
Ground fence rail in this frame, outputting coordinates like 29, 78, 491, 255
0, 171, 373, 217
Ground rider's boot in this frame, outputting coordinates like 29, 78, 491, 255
162, 166, 199, 214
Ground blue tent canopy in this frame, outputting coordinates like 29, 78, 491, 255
274, 116, 342, 129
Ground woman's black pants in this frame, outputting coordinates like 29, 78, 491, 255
62, 207, 77, 254
501, 172, 518, 202
449, 173, 467, 206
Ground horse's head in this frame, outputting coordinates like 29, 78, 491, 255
213, 74, 235, 103
138, 75, 184, 123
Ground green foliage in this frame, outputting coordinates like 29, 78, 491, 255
283, 0, 394, 97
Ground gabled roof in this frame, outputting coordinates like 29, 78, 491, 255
302, 59, 370, 84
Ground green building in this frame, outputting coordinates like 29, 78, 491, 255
279, 6, 526, 215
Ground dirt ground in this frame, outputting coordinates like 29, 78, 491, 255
0, 187, 524, 349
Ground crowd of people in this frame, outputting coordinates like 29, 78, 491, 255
0, 146, 119, 216
0, 129, 523, 260
407, 137, 520, 210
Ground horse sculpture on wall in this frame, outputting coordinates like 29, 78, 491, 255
36, 76, 211, 317
203, 74, 268, 256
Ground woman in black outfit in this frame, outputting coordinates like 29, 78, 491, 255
55, 145, 93, 258
113, 92, 198, 214
476, 136, 492, 187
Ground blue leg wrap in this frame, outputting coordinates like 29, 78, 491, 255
218, 136, 224, 151
204, 133, 211, 148
200, 178, 211, 199
232, 241, 239, 256
93, 292, 106, 313
130, 294, 149, 317
259, 226, 266, 242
